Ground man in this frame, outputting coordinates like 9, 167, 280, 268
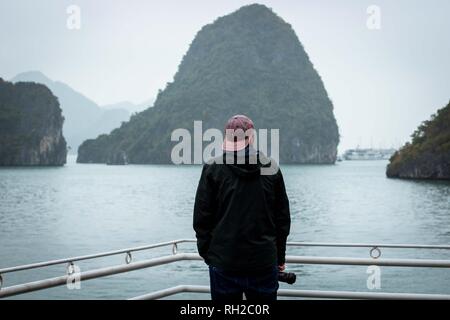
193, 114, 291, 302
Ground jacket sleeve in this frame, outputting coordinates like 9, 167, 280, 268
193, 164, 217, 262
274, 169, 291, 265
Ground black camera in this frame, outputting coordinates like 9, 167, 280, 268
278, 272, 296, 284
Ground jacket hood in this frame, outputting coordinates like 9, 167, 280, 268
223, 146, 266, 179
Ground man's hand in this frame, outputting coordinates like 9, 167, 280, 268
278, 264, 285, 272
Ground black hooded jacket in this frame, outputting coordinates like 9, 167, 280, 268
193, 148, 291, 272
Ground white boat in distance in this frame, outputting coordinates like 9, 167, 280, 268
343, 148, 396, 160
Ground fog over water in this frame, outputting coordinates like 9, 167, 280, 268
1, 0, 449, 152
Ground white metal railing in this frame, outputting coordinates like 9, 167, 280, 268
129, 285, 450, 300
1, 239, 450, 299
0, 239, 192, 274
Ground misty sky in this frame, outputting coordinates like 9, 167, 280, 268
1, 0, 449, 153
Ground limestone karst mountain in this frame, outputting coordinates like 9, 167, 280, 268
77, 4, 339, 164
11, 71, 138, 153
387, 101, 450, 179
0, 78, 67, 165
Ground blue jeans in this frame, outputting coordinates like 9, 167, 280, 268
209, 265, 279, 302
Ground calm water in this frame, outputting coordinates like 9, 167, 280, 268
1, 156, 449, 299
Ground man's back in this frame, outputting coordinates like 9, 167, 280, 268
193, 114, 291, 302
193, 150, 291, 272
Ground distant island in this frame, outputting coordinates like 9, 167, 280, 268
387, 101, 450, 179
11, 71, 153, 153
0, 78, 67, 166
77, 4, 339, 165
